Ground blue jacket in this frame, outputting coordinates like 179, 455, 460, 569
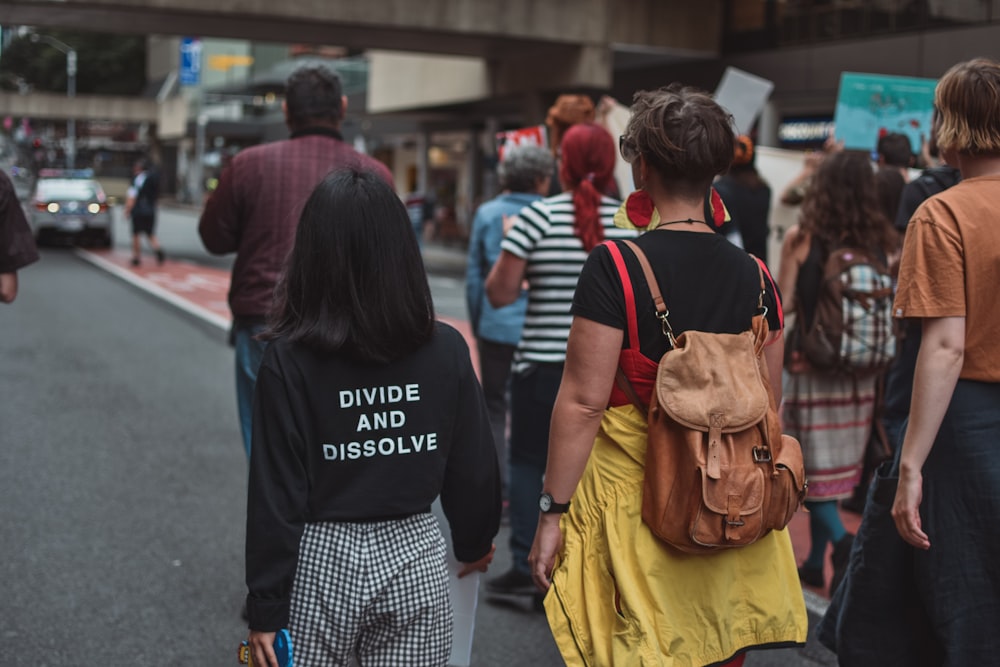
464, 192, 539, 345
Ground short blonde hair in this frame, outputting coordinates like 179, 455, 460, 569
935, 58, 1000, 154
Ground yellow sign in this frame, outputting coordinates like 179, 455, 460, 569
207, 54, 255, 71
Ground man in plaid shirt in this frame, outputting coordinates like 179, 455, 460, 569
199, 64, 393, 461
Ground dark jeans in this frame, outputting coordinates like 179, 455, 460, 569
477, 338, 516, 496
507, 362, 563, 574
234, 321, 268, 460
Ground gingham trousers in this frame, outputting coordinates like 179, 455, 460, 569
289, 514, 453, 666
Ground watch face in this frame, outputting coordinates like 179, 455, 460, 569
539, 493, 552, 512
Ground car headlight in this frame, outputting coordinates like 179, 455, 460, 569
87, 203, 101, 214
47, 202, 60, 213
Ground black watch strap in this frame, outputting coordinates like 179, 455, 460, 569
539, 492, 571, 514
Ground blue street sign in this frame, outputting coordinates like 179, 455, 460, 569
180, 37, 202, 87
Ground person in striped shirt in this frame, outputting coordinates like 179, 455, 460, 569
484, 122, 637, 599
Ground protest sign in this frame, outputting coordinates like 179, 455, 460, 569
495, 125, 547, 161
833, 72, 937, 154
714, 66, 775, 135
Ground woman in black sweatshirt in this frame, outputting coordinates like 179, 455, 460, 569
244, 168, 501, 667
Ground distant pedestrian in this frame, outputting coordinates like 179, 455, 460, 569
483, 122, 635, 602
198, 63, 393, 460
244, 168, 500, 667
778, 151, 898, 592
886, 57, 1000, 663
874, 131, 913, 225
543, 94, 597, 196
0, 169, 39, 303
125, 157, 164, 267
882, 109, 961, 453
713, 134, 772, 263
404, 188, 434, 248
465, 144, 554, 499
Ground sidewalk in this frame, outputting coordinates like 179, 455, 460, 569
76, 244, 861, 611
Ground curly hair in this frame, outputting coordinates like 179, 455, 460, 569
624, 84, 735, 200
559, 122, 616, 252
799, 151, 897, 253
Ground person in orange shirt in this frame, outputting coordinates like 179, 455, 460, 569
882, 57, 1000, 664
818, 58, 1000, 665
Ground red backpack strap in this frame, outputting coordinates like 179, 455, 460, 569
602, 240, 639, 351
602, 241, 648, 413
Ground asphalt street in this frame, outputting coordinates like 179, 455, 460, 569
0, 206, 838, 666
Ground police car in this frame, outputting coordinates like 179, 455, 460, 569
29, 169, 113, 247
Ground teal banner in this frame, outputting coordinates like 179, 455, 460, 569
833, 72, 937, 154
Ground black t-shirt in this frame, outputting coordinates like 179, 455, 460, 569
714, 174, 772, 263
245, 322, 501, 631
573, 230, 782, 363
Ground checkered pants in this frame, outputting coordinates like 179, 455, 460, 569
289, 514, 453, 667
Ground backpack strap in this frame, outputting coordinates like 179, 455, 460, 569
603, 241, 648, 414
622, 239, 677, 348
750, 254, 783, 330
745, 253, 772, 354
602, 241, 640, 351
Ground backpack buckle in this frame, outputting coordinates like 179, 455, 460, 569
658, 311, 678, 348
752, 446, 772, 463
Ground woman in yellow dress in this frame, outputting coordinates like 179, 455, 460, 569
528, 85, 808, 666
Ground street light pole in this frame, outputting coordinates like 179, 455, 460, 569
31, 33, 77, 169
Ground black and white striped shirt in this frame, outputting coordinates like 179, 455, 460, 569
501, 192, 637, 370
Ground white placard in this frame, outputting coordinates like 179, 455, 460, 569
431, 499, 480, 667
714, 66, 775, 135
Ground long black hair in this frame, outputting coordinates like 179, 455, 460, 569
265, 168, 435, 363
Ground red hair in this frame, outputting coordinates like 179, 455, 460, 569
559, 122, 616, 251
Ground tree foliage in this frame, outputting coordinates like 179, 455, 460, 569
0, 29, 146, 95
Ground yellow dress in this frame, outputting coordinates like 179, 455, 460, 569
544, 405, 808, 667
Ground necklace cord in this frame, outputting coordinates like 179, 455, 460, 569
657, 218, 708, 227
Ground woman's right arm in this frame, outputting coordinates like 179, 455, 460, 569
891, 316, 965, 550
776, 223, 808, 313
485, 249, 527, 308
528, 316, 622, 591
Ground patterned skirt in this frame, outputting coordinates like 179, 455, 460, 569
782, 371, 877, 500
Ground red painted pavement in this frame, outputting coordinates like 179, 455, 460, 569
83, 247, 860, 599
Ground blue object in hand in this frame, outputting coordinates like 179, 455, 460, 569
238, 629, 294, 667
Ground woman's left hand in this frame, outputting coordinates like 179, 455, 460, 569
528, 513, 564, 592
458, 544, 496, 578
248, 630, 279, 667
891, 467, 931, 550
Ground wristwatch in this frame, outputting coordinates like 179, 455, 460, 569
539, 492, 571, 514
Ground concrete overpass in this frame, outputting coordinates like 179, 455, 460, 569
0, 0, 721, 94
0, 91, 158, 123
0, 0, 722, 205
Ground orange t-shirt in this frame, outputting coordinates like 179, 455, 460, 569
893, 174, 1000, 382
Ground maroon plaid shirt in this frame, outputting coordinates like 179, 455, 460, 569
198, 128, 393, 319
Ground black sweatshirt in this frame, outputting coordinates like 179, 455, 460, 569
245, 322, 501, 631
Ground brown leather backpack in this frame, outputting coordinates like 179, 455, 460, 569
615, 240, 807, 554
